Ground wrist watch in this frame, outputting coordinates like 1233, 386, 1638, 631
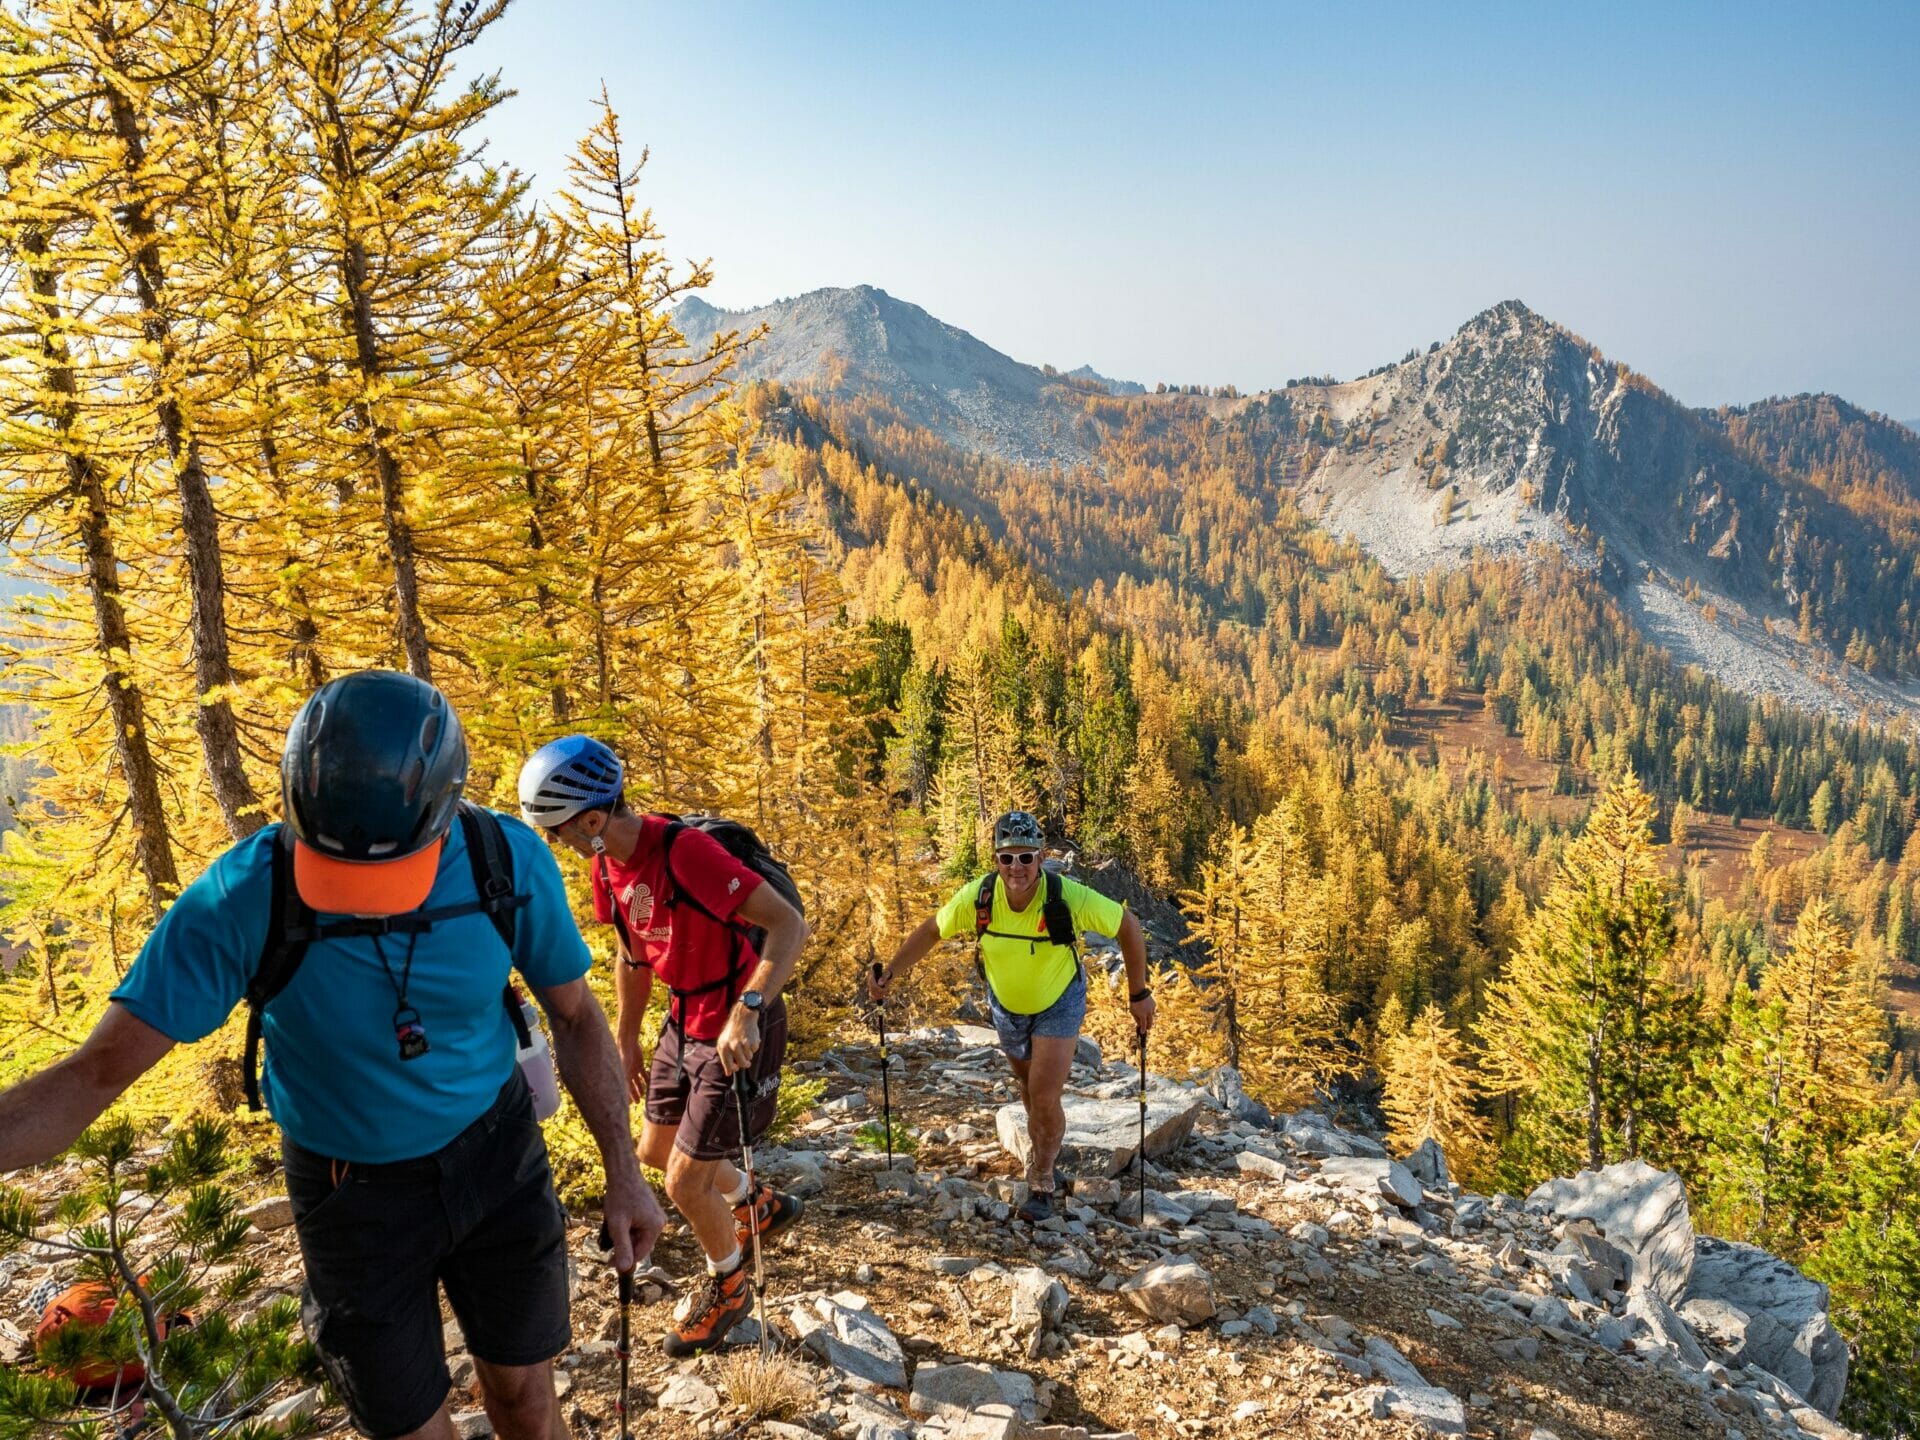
739, 990, 766, 1014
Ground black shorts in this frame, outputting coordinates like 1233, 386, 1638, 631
645, 997, 787, 1162
284, 1077, 570, 1439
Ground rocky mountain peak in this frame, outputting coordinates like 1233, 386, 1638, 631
675, 286, 1095, 466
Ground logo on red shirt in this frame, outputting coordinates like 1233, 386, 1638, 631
621, 882, 668, 942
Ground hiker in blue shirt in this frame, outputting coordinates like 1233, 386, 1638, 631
0, 671, 664, 1440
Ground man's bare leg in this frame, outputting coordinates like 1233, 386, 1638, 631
639, 1117, 740, 1207
1022, 1035, 1077, 1194
474, 1358, 570, 1440
393, 1358, 567, 1440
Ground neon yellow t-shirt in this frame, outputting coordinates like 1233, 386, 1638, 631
935, 873, 1126, 1015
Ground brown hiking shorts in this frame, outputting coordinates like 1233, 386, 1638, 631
646, 996, 787, 1161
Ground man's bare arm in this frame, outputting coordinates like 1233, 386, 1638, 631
1118, 909, 1156, 1034
534, 976, 663, 1270
0, 1004, 175, 1172
868, 915, 943, 1000
732, 884, 809, 1005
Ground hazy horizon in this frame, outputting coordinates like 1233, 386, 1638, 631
464, 1, 1919, 419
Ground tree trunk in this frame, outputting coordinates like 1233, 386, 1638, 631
317, 78, 432, 680
1586, 1027, 1606, 1171
337, 232, 432, 680
26, 241, 179, 915
522, 433, 568, 721
250, 383, 326, 689
100, 65, 263, 837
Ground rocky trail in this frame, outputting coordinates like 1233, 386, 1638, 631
1, 1024, 1863, 1440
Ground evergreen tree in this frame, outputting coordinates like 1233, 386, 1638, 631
1693, 898, 1886, 1242
272, 0, 521, 680
1480, 774, 1702, 1179
1807, 1107, 1920, 1438
1383, 1004, 1492, 1179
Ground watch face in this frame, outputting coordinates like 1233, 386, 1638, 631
741, 992, 764, 1011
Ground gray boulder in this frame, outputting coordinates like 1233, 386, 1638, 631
1280, 1111, 1388, 1159
1235, 1148, 1290, 1181
1008, 1267, 1069, 1355
1362, 1337, 1430, 1389
839, 1393, 916, 1440
1318, 1156, 1423, 1209
770, 1150, 827, 1197
907, 1363, 1038, 1422
1688, 1236, 1848, 1417
1526, 1159, 1694, 1305
1202, 1066, 1272, 1127
943, 1409, 1024, 1440
1356, 1384, 1467, 1436
658, 1374, 722, 1414
240, 1195, 295, 1232
1625, 1290, 1709, 1370
996, 1088, 1204, 1178
1554, 1224, 1630, 1298
798, 1294, 908, 1390
1402, 1138, 1450, 1190
1681, 1294, 1797, 1376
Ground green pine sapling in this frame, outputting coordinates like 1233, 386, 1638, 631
0, 1114, 320, 1440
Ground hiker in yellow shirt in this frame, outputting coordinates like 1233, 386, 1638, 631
870, 810, 1154, 1222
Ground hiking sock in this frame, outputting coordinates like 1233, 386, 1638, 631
721, 1172, 751, 1207
706, 1245, 743, 1278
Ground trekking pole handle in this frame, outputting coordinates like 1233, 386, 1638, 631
618, 1270, 633, 1304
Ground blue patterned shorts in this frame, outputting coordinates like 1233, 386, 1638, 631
988, 966, 1088, 1062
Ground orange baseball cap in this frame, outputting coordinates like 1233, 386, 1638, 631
292, 837, 445, 916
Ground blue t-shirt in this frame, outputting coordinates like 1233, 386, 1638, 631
113, 809, 590, 1162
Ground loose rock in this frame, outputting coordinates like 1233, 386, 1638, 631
1118, 1260, 1216, 1326
1527, 1159, 1695, 1305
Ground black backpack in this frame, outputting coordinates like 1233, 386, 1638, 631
974, 868, 1079, 957
241, 800, 533, 1112
597, 813, 803, 1073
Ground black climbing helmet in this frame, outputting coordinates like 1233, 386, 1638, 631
992, 810, 1044, 850
281, 670, 469, 864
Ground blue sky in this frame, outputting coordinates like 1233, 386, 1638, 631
464, 2, 1920, 418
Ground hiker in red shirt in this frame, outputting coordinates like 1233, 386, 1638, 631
518, 737, 809, 1357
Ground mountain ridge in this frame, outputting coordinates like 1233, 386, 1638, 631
677, 286, 1097, 467
681, 286, 1920, 721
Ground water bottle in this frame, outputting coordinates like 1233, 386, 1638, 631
515, 997, 562, 1121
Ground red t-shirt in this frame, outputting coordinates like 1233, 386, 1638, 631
592, 816, 765, 1041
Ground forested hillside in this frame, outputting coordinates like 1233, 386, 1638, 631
744, 382, 1920, 1433
1, 1, 1918, 1434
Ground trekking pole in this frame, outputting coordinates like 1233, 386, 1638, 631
733, 1069, 772, 1358
596, 1221, 634, 1440
615, 1268, 634, 1440
872, 962, 894, 1172
1136, 1027, 1149, 1226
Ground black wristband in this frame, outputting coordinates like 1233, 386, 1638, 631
1130, 988, 1151, 1003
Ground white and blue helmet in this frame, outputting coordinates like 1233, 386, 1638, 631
518, 735, 624, 828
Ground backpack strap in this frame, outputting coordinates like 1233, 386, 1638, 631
595, 851, 644, 970
974, 871, 996, 937
242, 827, 314, 1112
656, 819, 724, 928
1042, 870, 1078, 955
457, 801, 520, 951
454, 802, 532, 1050
650, 820, 754, 1062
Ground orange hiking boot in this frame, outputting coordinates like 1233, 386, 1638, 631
733, 1180, 805, 1250
663, 1264, 753, 1358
